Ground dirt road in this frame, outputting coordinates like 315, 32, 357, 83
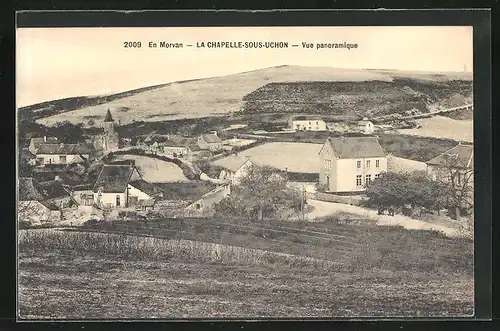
306, 199, 459, 237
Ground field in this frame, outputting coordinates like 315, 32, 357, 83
398, 116, 473, 142
236, 142, 323, 172
18, 218, 474, 319
111, 155, 189, 183
32, 66, 471, 127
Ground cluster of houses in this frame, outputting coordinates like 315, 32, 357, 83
18, 107, 474, 225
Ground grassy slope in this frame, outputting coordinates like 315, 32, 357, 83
34, 66, 471, 126
111, 155, 189, 183
18, 219, 473, 318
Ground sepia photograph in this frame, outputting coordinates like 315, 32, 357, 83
16, 23, 477, 319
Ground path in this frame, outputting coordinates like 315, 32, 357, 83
306, 199, 459, 237
373, 104, 473, 121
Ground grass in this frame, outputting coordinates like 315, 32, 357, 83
18, 219, 474, 318
398, 115, 473, 143
235, 142, 323, 172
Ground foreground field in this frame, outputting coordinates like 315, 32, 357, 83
18, 218, 474, 318
399, 116, 473, 142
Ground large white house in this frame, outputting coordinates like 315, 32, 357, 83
35, 143, 94, 165
291, 119, 327, 132
318, 137, 387, 193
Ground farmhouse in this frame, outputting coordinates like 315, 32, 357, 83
291, 119, 327, 132
18, 177, 77, 223
184, 184, 231, 217
35, 142, 94, 166
92, 164, 160, 209
212, 155, 253, 185
197, 133, 223, 152
160, 137, 198, 159
426, 143, 474, 186
318, 136, 387, 193
355, 119, 375, 135
28, 136, 59, 154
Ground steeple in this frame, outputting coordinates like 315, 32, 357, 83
104, 109, 114, 122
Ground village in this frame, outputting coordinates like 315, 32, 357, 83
18, 106, 474, 234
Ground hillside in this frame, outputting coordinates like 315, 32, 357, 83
242, 79, 472, 117
31, 65, 472, 126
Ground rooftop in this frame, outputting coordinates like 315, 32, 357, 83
212, 155, 252, 172
426, 144, 473, 168
93, 164, 138, 193
323, 136, 386, 159
129, 179, 163, 197
104, 109, 114, 122
200, 134, 222, 144
36, 143, 94, 155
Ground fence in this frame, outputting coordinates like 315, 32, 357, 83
313, 192, 367, 206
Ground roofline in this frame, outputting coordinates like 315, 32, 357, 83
92, 165, 106, 192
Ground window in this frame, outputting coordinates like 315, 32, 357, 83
325, 159, 331, 170
375, 174, 380, 179
116, 195, 121, 207
316, 121, 319, 125
365, 174, 372, 186
356, 175, 362, 186
196, 203, 201, 210
357, 160, 361, 169
309, 121, 312, 125
59, 155, 67, 164
457, 174, 461, 185
366, 160, 371, 168
376, 159, 380, 168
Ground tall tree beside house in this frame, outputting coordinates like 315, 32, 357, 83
215, 164, 302, 221
52, 121, 85, 143
426, 144, 474, 220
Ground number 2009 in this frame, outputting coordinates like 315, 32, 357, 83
124, 41, 142, 48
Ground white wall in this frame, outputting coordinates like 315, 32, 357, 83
336, 157, 387, 192
94, 191, 127, 208
127, 184, 152, 201
293, 120, 327, 131
38, 153, 89, 165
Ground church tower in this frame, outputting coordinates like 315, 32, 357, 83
102, 109, 119, 151
104, 109, 115, 134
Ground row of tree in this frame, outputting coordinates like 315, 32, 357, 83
365, 168, 473, 220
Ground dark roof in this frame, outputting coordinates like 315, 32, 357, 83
323, 137, 386, 159
104, 109, 114, 122
129, 180, 163, 197
212, 155, 252, 172
20, 148, 35, 160
200, 134, 222, 144
155, 181, 215, 201
161, 138, 197, 147
93, 165, 136, 193
19, 178, 46, 201
36, 143, 94, 155
189, 144, 201, 151
30, 137, 59, 147
426, 144, 473, 168
37, 180, 71, 200
19, 178, 69, 209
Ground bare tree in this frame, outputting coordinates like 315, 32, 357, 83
431, 153, 474, 220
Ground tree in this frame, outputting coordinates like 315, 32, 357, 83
214, 164, 302, 221
365, 171, 448, 216
431, 153, 474, 220
53, 121, 85, 143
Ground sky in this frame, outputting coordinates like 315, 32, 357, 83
16, 26, 473, 107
